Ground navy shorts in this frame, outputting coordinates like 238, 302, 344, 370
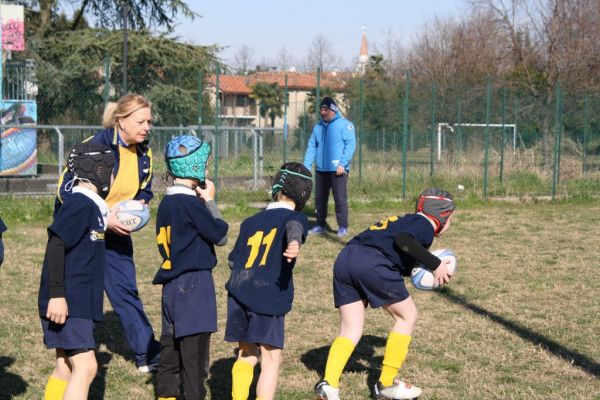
333, 244, 410, 308
162, 270, 217, 339
41, 317, 95, 351
224, 295, 285, 349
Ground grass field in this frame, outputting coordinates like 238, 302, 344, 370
0, 199, 599, 399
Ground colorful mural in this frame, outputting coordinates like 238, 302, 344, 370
1, 4, 25, 52
0, 101, 37, 176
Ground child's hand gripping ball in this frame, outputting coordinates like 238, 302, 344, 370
411, 248, 457, 290
113, 200, 150, 232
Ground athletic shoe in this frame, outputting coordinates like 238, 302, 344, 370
336, 227, 348, 237
308, 225, 326, 235
137, 351, 160, 373
314, 379, 340, 400
373, 377, 422, 399
137, 364, 155, 373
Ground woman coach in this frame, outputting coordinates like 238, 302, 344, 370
56, 94, 161, 372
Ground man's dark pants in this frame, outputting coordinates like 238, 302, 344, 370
315, 171, 349, 229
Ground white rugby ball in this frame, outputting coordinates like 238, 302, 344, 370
114, 200, 150, 232
410, 248, 457, 291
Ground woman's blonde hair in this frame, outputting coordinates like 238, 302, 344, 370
102, 94, 152, 128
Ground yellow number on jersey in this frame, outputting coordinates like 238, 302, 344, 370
157, 226, 172, 270
369, 216, 398, 231
245, 228, 277, 268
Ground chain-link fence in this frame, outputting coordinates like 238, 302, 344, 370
1, 61, 599, 201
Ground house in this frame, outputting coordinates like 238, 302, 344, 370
205, 71, 347, 129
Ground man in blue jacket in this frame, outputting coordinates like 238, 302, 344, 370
303, 97, 356, 237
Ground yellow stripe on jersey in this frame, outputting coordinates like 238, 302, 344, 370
105, 144, 139, 208
140, 147, 153, 190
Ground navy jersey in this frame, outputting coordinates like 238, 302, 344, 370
38, 191, 108, 321
226, 206, 308, 316
153, 189, 229, 285
347, 213, 434, 274
0, 217, 6, 233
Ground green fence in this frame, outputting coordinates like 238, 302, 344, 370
2, 60, 599, 202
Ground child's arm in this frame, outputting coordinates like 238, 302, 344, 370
196, 179, 228, 246
395, 233, 453, 287
283, 220, 304, 262
45, 234, 69, 324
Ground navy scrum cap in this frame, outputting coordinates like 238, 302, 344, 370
320, 97, 338, 112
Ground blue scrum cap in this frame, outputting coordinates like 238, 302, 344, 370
164, 135, 211, 184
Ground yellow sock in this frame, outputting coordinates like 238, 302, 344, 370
158, 398, 176, 400
231, 359, 254, 400
44, 375, 68, 400
379, 332, 412, 386
323, 336, 355, 388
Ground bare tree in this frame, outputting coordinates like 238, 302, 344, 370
304, 33, 341, 72
275, 46, 295, 71
471, 0, 600, 163
372, 28, 407, 81
409, 11, 508, 88
232, 44, 256, 75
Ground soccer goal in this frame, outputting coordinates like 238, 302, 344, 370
436, 122, 517, 161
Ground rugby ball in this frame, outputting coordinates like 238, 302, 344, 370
114, 200, 150, 232
410, 248, 457, 291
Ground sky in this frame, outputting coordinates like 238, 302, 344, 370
173, 0, 468, 69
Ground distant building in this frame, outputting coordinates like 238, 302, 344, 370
355, 26, 369, 74
206, 71, 346, 128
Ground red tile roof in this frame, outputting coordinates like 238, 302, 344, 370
207, 71, 346, 94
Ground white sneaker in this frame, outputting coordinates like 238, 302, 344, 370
374, 377, 421, 399
314, 379, 340, 400
137, 364, 157, 373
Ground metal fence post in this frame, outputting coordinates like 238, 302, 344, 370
259, 130, 264, 179
483, 77, 492, 201
283, 74, 288, 163
552, 83, 563, 199
56, 127, 64, 178
315, 68, 321, 121
198, 70, 203, 132
359, 79, 364, 182
500, 88, 507, 183
103, 55, 110, 104
456, 97, 462, 166
252, 129, 258, 189
429, 83, 436, 177
214, 65, 221, 201
401, 71, 410, 200
583, 95, 589, 175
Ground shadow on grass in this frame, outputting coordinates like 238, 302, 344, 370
441, 287, 600, 378
95, 311, 135, 363
0, 356, 27, 398
301, 334, 386, 394
89, 351, 111, 400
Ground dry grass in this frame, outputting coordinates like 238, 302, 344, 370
0, 202, 599, 399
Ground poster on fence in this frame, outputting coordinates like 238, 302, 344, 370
0, 100, 37, 176
1, 4, 25, 52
